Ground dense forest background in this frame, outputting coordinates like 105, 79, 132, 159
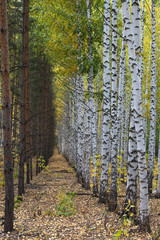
0, 0, 160, 238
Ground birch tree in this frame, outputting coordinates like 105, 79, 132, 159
99, 0, 111, 203
76, 0, 84, 183
84, 0, 98, 193
121, 0, 150, 231
123, 0, 141, 217
117, 31, 126, 175
148, 0, 156, 194
110, 0, 118, 210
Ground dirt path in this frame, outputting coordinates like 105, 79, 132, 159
0, 154, 156, 239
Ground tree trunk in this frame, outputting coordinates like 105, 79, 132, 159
121, 0, 150, 231
23, 0, 30, 184
110, 0, 118, 211
0, 0, 14, 232
148, 0, 156, 194
99, 0, 111, 204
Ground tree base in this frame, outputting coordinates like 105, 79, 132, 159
108, 200, 117, 211
140, 215, 151, 233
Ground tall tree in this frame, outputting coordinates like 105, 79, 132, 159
148, 0, 156, 194
99, 0, 111, 203
18, 0, 30, 197
110, 0, 118, 211
0, 0, 14, 232
23, 0, 30, 184
86, 0, 98, 195
76, 0, 84, 182
122, 0, 142, 217
121, 0, 150, 231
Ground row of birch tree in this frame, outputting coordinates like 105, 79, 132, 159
51, 0, 160, 232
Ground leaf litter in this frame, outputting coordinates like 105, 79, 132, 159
0, 153, 159, 239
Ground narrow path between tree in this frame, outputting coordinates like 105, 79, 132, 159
0, 153, 153, 239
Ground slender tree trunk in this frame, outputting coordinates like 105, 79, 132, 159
122, 0, 141, 217
117, 31, 126, 168
99, 0, 111, 203
140, 0, 145, 83
0, 0, 14, 232
83, 0, 95, 190
84, 101, 91, 189
110, 0, 118, 211
148, 0, 156, 194
124, 89, 130, 164
36, 86, 41, 174
23, 0, 30, 184
77, 74, 84, 183
76, 0, 85, 185
120, 55, 126, 179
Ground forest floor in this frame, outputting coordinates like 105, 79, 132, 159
0, 152, 159, 239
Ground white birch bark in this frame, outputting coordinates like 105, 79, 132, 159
140, 0, 145, 83
84, 0, 98, 193
122, 0, 150, 231
96, 73, 100, 153
99, 0, 111, 203
131, 0, 141, 78
117, 33, 126, 156
118, 36, 126, 179
76, 0, 84, 183
77, 74, 84, 183
84, 101, 91, 189
121, 60, 126, 162
110, 0, 118, 210
148, 0, 156, 194
83, 0, 92, 190
66, 92, 71, 161
73, 78, 78, 167
92, 97, 98, 195
123, 111, 138, 216
124, 88, 130, 164
123, 0, 141, 215
143, 44, 151, 146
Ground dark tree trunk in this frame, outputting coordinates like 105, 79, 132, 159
23, 0, 30, 184
0, 0, 14, 232
18, 0, 30, 197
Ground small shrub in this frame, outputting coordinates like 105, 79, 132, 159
56, 191, 75, 216
14, 196, 22, 209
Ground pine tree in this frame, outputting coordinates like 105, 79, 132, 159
0, 0, 14, 232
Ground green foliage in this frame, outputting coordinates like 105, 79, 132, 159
152, 228, 160, 240
0, 172, 4, 188
123, 200, 135, 219
14, 196, 22, 209
44, 209, 54, 216
114, 229, 123, 239
114, 217, 132, 239
38, 156, 48, 171
56, 191, 75, 216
